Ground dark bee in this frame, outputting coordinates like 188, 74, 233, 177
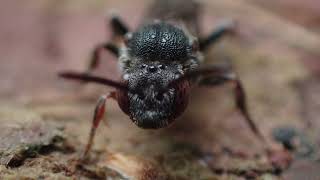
59, 0, 264, 159
120, 22, 196, 129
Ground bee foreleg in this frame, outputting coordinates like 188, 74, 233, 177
81, 92, 116, 161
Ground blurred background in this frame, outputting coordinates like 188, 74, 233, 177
0, 0, 320, 179
0, 0, 319, 98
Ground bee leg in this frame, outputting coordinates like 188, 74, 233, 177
199, 20, 235, 51
109, 15, 129, 38
86, 43, 119, 73
81, 92, 116, 161
198, 67, 264, 141
85, 15, 129, 73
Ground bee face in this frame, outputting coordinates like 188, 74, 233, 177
123, 61, 184, 128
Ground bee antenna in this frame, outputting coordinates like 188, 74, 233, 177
59, 71, 128, 91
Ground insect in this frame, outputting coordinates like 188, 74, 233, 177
59, 0, 264, 160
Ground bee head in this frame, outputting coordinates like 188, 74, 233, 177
117, 22, 198, 128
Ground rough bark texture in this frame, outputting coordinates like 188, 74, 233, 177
0, 0, 319, 179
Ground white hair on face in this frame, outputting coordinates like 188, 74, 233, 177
123, 73, 130, 80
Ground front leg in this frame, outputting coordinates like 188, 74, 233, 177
81, 92, 116, 161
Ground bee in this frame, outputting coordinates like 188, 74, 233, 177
59, 0, 263, 159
